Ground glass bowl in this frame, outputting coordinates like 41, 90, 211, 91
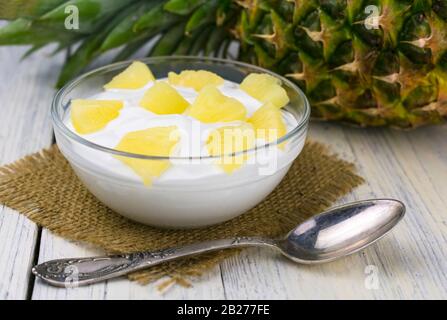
52, 56, 310, 228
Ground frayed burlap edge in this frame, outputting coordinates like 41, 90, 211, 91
0, 142, 364, 289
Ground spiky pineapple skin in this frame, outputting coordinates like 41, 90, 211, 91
1, 0, 447, 128
234, 0, 447, 128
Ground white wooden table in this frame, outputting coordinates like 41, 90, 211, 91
0, 45, 446, 300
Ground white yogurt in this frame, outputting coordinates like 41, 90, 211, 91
59, 77, 307, 227
64, 79, 299, 185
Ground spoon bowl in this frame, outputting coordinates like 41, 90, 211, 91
277, 199, 405, 263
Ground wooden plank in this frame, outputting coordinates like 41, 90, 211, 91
343, 126, 447, 299
32, 230, 226, 300
32, 122, 447, 299
219, 124, 375, 300
308, 124, 446, 299
1, 39, 444, 298
31, 231, 108, 300
103, 263, 224, 300
0, 46, 61, 299
30, 48, 225, 300
220, 123, 447, 299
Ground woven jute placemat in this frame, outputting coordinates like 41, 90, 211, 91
0, 141, 363, 288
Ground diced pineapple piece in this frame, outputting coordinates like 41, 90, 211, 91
187, 86, 246, 123
115, 126, 179, 185
139, 82, 189, 115
240, 73, 289, 108
207, 124, 255, 174
168, 70, 224, 91
71, 99, 123, 134
104, 61, 155, 90
248, 102, 287, 145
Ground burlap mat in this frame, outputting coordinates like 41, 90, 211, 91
0, 142, 363, 288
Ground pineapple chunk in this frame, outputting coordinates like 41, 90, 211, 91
187, 86, 247, 123
71, 99, 123, 134
115, 126, 179, 185
140, 82, 189, 115
248, 102, 287, 144
207, 124, 255, 174
168, 70, 224, 91
104, 61, 155, 90
240, 73, 289, 108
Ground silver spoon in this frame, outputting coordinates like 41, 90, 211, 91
32, 199, 405, 287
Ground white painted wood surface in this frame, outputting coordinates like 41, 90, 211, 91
0, 46, 446, 300
0, 46, 62, 299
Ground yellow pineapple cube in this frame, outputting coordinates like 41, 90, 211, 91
240, 73, 289, 108
248, 102, 287, 145
207, 124, 255, 174
187, 86, 246, 123
114, 126, 179, 185
139, 82, 189, 115
168, 70, 224, 91
104, 61, 155, 90
71, 99, 123, 134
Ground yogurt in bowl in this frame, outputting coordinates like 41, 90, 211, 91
52, 57, 310, 228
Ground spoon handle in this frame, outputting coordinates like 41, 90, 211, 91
32, 237, 277, 287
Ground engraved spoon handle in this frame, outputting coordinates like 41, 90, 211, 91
32, 237, 277, 287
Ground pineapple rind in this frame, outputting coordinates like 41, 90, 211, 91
5, 0, 446, 127
235, 0, 447, 128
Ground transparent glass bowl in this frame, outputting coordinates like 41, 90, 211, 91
52, 56, 310, 228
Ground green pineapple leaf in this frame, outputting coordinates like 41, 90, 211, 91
100, 1, 155, 52
0, 17, 78, 45
163, 0, 205, 15
39, 0, 134, 33
149, 22, 186, 56
185, 0, 218, 34
0, 0, 446, 127
133, 3, 180, 33
0, 0, 67, 20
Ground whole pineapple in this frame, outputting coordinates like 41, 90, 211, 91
0, 0, 446, 128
